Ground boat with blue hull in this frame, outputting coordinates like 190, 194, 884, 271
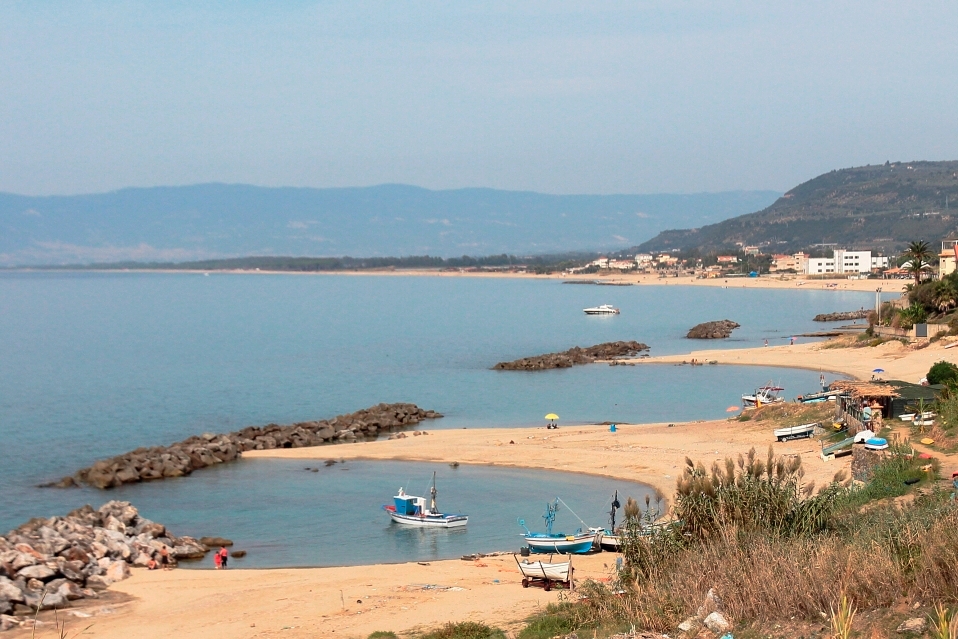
519, 498, 598, 554
383, 472, 468, 528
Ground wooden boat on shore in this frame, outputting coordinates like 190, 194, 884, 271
519, 498, 598, 554
515, 555, 573, 590
383, 472, 468, 528
774, 423, 818, 442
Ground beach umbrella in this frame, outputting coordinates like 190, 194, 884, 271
544, 413, 559, 420
873, 368, 885, 373
726, 406, 740, 412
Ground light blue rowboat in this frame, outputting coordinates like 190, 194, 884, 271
519, 498, 598, 554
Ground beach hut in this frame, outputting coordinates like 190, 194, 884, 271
830, 380, 899, 434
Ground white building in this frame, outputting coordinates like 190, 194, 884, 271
804, 250, 889, 275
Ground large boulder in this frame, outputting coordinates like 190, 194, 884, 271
0, 579, 24, 604
104, 561, 130, 583
16, 565, 55, 582
687, 320, 740, 339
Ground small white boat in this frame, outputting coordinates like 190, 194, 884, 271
583, 304, 620, 315
743, 385, 785, 407
517, 559, 571, 582
913, 411, 936, 426
774, 423, 817, 442
864, 437, 889, 451
383, 473, 467, 528
899, 413, 916, 422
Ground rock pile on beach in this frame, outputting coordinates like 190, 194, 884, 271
0, 501, 207, 626
686, 320, 740, 339
493, 341, 650, 371
56, 403, 441, 490
813, 310, 869, 322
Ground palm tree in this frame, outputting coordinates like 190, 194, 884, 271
934, 280, 958, 312
903, 240, 933, 287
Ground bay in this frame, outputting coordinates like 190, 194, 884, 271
0, 272, 871, 559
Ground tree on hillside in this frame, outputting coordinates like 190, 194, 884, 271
903, 240, 933, 286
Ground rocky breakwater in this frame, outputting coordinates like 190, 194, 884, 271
686, 320, 740, 339
813, 310, 869, 322
0, 501, 208, 629
56, 403, 441, 490
493, 341, 650, 371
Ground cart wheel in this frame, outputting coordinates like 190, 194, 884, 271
544, 581, 551, 591
522, 578, 529, 588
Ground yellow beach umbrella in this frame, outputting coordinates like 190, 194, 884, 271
544, 413, 559, 420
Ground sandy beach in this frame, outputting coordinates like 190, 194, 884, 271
66, 266, 911, 293
17, 316, 958, 639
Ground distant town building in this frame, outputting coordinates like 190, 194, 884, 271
940, 239, 958, 278
770, 253, 807, 272
590, 257, 610, 268
634, 253, 653, 265
744, 245, 760, 256
804, 250, 888, 275
716, 255, 738, 264
608, 259, 635, 270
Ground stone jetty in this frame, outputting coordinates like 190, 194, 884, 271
0, 501, 206, 628
686, 320, 740, 339
493, 341, 649, 371
813, 310, 869, 322
55, 403, 441, 490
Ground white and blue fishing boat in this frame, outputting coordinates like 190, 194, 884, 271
382, 472, 468, 528
519, 498, 598, 554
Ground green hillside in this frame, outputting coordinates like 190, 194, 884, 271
636, 161, 958, 255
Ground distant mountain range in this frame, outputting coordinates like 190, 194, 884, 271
635, 161, 958, 255
0, 184, 779, 266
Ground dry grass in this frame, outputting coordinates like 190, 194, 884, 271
547, 450, 958, 635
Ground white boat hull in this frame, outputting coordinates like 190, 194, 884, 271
518, 560, 570, 582
774, 423, 817, 442
388, 512, 468, 528
525, 532, 597, 554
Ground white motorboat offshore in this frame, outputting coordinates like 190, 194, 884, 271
774, 423, 818, 442
742, 384, 785, 408
583, 304, 620, 315
383, 472, 468, 528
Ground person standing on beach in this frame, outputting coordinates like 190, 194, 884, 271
214, 550, 222, 569
219, 547, 229, 569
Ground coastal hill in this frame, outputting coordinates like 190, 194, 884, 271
0, 184, 778, 266
635, 161, 958, 254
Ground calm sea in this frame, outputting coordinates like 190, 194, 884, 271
0, 272, 871, 565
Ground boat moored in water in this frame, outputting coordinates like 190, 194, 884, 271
519, 498, 598, 554
583, 304, 620, 315
383, 472, 468, 528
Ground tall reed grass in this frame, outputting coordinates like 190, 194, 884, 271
559, 449, 958, 633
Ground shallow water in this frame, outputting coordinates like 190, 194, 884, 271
100, 459, 654, 568
0, 272, 871, 562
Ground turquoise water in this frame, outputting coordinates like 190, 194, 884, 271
0, 272, 871, 563
99, 459, 653, 568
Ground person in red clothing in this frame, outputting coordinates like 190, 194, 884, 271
219, 547, 229, 569
214, 550, 222, 569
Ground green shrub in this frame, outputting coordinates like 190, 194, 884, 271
368, 633, 399, 639
928, 360, 958, 385
518, 603, 577, 639
421, 622, 507, 639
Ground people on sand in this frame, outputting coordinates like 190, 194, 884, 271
214, 550, 222, 569
147, 557, 158, 570
219, 547, 229, 569
159, 546, 174, 570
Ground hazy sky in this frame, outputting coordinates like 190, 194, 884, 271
2, 1, 957, 196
